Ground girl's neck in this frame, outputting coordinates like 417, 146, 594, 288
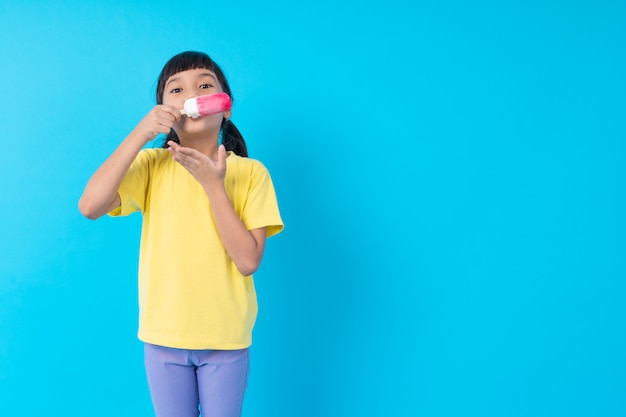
178, 134, 219, 158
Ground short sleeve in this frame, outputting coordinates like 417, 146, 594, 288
241, 161, 284, 237
108, 150, 151, 217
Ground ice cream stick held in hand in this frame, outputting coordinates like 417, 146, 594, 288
180, 93, 232, 118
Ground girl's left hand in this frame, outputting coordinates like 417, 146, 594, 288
167, 141, 227, 187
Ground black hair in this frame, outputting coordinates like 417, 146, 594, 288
156, 51, 248, 157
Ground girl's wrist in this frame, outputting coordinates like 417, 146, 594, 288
203, 179, 227, 201
127, 128, 152, 146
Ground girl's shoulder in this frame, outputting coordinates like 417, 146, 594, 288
139, 147, 169, 158
135, 147, 171, 164
227, 152, 267, 170
226, 153, 274, 183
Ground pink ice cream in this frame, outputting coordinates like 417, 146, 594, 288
181, 93, 232, 118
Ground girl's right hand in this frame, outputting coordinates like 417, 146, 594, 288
133, 105, 181, 143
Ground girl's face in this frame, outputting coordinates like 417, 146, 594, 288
162, 68, 232, 136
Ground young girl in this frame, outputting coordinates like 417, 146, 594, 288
79, 51, 283, 417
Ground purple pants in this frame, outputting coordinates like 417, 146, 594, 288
144, 343, 250, 417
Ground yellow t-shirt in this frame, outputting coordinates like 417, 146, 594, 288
110, 148, 283, 349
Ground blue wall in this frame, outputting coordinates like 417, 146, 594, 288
1, 1, 625, 416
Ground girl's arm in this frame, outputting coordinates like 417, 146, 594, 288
78, 105, 181, 219
168, 142, 267, 276
206, 184, 268, 277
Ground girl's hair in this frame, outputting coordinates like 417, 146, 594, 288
156, 51, 248, 157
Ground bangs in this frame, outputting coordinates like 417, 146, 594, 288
156, 51, 217, 103
162, 51, 216, 80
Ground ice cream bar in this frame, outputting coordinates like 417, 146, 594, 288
180, 93, 232, 118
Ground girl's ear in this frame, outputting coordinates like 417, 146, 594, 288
223, 109, 232, 119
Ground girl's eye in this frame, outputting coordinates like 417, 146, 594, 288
170, 87, 182, 94
200, 84, 213, 89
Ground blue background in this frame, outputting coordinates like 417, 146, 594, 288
1, 0, 625, 416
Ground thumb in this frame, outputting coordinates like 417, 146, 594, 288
217, 144, 227, 167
